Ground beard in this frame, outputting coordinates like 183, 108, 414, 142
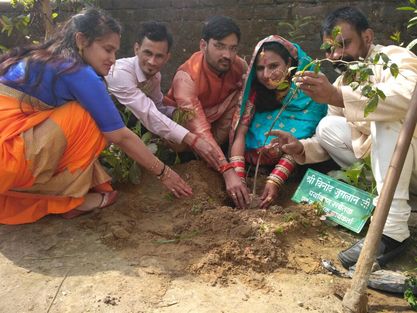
216, 58, 231, 72
332, 55, 356, 74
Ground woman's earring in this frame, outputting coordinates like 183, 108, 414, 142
78, 47, 83, 57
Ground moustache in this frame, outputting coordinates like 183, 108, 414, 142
219, 58, 231, 64
332, 55, 356, 73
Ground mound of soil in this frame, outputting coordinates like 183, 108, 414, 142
80, 160, 342, 285
1, 160, 416, 312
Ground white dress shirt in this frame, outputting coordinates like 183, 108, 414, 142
105, 56, 189, 144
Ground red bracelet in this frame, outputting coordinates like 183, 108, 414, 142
230, 161, 245, 168
278, 158, 295, 171
219, 162, 234, 174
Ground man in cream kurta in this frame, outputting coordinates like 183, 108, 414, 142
271, 7, 417, 269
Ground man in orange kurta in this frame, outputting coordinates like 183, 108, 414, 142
166, 16, 249, 208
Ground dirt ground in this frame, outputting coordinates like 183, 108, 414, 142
1, 160, 416, 313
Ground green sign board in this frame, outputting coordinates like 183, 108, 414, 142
292, 169, 375, 233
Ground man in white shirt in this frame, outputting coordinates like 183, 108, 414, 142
106, 21, 221, 168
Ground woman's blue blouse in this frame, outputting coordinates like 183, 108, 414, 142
0, 60, 124, 132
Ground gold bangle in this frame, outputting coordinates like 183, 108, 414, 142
149, 158, 161, 173
266, 179, 281, 188
267, 174, 284, 185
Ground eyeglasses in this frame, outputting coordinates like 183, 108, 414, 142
211, 41, 238, 54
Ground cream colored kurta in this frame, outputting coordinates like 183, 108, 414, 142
296, 44, 417, 165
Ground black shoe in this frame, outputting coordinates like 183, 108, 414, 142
338, 235, 410, 269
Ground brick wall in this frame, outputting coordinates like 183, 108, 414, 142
1, 0, 415, 89
97, 0, 415, 90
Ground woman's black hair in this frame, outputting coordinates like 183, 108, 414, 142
252, 41, 297, 113
0, 8, 121, 105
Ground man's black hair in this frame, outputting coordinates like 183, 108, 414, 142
202, 16, 241, 42
321, 7, 370, 38
137, 21, 173, 52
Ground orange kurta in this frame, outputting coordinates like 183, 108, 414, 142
0, 85, 111, 224
166, 51, 246, 157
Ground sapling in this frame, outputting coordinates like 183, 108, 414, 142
249, 26, 400, 207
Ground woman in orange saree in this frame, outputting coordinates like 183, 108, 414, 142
0, 8, 192, 225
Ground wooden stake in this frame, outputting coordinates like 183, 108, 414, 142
342, 85, 417, 313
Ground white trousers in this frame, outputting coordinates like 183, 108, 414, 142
316, 116, 417, 242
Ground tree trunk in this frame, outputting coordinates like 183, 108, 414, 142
342, 84, 417, 312
40, 0, 53, 40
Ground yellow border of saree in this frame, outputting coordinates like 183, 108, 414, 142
0, 84, 112, 224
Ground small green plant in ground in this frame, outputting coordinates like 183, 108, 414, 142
282, 212, 296, 222
191, 203, 203, 215
328, 156, 376, 194
163, 193, 175, 202
172, 107, 195, 126
100, 106, 159, 185
258, 222, 268, 235
311, 199, 326, 217
273, 226, 284, 236
404, 276, 417, 310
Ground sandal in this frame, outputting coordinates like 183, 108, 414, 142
62, 190, 118, 219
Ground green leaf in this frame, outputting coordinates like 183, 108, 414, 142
327, 170, 350, 183
128, 162, 141, 185
407, 20, 417, 29
314, 62, 321, 74
276, 80, 290, 91
406, 38, 417, 50
390, 63, 399, 77
0, 44, 8, 52
2, 15, 11, 25
51, 12, 58, 20
174, 153, 181, 165
343, 69, 357, 85
141, 131, 152, 144
345, 162, 365, 186
380, 52, 389, 64
373, 53, 380, 64
350, 82, 360, 90
331, 26, 341, 39
364, 95, 379, 117
320, 41, 333, 52
361, 85, 372, 97
376, 88, 386, 100
397, 6, 416, 11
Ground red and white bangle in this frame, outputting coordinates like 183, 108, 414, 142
267, 154, 295, 187
229, 155, 246, 182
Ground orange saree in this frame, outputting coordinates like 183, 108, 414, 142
0, 84, 112, 224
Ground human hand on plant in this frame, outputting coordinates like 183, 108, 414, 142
223, 169, 250, 208
260, 181, 279, 209
267, 130, 304, 156
160, 167, 193, 198
294, 71, 343, 107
